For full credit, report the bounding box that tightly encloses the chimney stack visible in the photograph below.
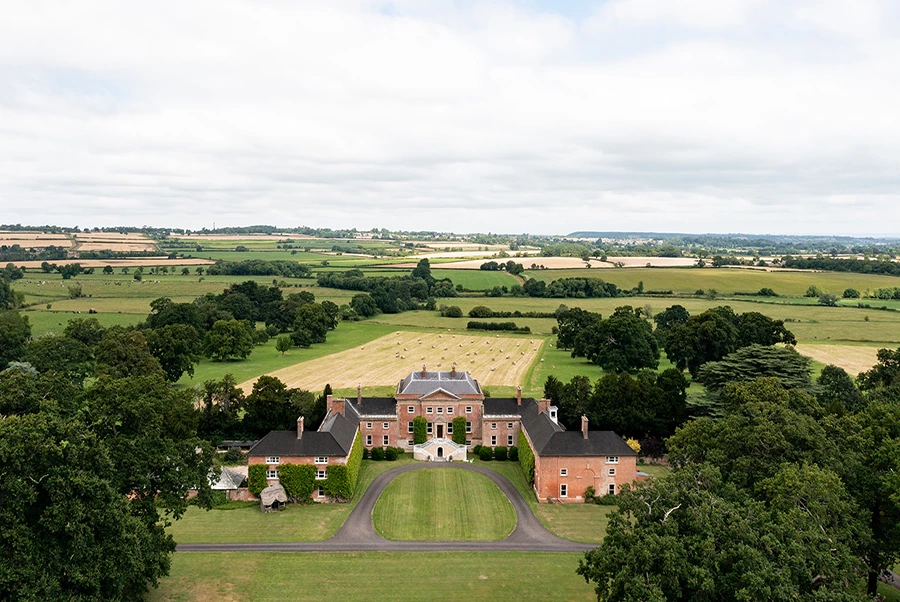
[422,364,427,378]
[581,415,589,440]
[538,398,550,414]
[326,394,333,415]
[332,398,345,416]
[357,383,362,404]
[451,363,457,378]
[297,416,304,439]
[516,385,522,406]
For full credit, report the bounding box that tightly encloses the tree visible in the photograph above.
[0,310,31,369]
[696,344,812,392]
[665,307,740,377]
[652,304,689,343]
[556,307,601,351]
[857,347,900,390]
[816,365,864,414]
[413,416,427,444]
[197,374,245,440]
[64,317,106,348]
[95,329,165,379]
[276,335,292,355]
[577,464,865,602]
[145,324,202,382]
[735,312,796,346]
[350,293,378,318]
[818,293,839,306]
[0,280,20,309]
[202,319,254,361]
[843,288,861,299]
[575,306,659,372]
[293,303,331,344]
[411,258,434,286]
[23,334,94,385]
[242,376,309,436]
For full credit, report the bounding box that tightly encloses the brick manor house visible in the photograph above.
[249,367,636,502]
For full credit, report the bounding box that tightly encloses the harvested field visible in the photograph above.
[10,257,214,269]
[173,234,314,241]
[240,331,544,393]
[77,242,158,252]
[794,344,882,376]
[0,232,71,248]
[391,257,607,269]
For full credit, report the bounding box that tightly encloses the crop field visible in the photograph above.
[0,231,70,247]
[373,469,516,540]
[240,330,545,393]
[521,267,900,297]
[793,343,883,376]
[147,552,594,602]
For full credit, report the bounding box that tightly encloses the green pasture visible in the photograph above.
[148,552,594,602]
[521,267,900,297]
[373,469,516,541]
[431,269,519,290]
[22,310,144,337]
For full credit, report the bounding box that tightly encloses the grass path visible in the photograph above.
[373,469,516,541]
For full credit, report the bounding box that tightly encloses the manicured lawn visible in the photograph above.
[167,456,418,543]
[147,552,594,602]
[373,469,516,540]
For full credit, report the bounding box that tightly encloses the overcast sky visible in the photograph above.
[1,1,899,236]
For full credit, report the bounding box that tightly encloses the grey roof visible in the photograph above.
[518,398,635,458]
[398,370,482,397]
[519,398,564,452]
[211,467,246,490]
[249,403,360,458]
[483,397,521,416]
[354,397,397,416]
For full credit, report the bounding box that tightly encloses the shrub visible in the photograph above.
[223,447,242,463]
[413,416,428,444]
[248,464,268,496]
[843,288,861,299]
[818,293,839,307]
[508,446,518,462]
[478,447,493,461]
[584,485,596,501]
[440,305,463,318]
[371,446,385,461]
[253,329,270,345]
[384,447,399,461]
[493,446,508,461]
[473,445,483,456]
[469,305,493,318]
[361,447,369,460]
[518,432,535,484]
[757,287,778,297]
[452,417,467,445]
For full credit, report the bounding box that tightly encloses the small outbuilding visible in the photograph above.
[259,484,288,512]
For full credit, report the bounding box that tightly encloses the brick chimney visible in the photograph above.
[332,398,345,416]
[516,385,522,406]
[421,364,427,378]
[538,398,550,414]
[451,363,457,378]
[581,415,589,439]
[297,416,304,439]
[357,383,362,404]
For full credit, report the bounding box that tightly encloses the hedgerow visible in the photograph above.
[518,432,535,484]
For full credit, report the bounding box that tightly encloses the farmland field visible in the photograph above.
[373,469,516,540]
[793,343,883,376]
[147,552,594,602]
[242,330,545,393]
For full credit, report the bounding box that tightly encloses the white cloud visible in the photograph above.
[0,0,898,235]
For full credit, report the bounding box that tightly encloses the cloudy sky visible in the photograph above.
[1,0,899,235]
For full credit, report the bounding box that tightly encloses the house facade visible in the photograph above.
[248,367,637,503]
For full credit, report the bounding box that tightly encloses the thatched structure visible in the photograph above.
[259,484,288,512]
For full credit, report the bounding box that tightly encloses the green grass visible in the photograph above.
[373,469,516,540]
[879,583,900,602]
[178,322,397,387]
[522,266,900,297]
[636,463,672,479]
[167,456,418,544]
[22,310,144,337]
[147,552,594,602]
[430,269,520,290]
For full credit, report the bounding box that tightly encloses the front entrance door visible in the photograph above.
[437,447,444,458]
[437,424,444,438]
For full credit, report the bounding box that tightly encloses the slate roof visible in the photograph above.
[483,397,521,416]
[249,402,360,458]
[354,397,398,416]
[518,398,636,458]
[398,370,482,397]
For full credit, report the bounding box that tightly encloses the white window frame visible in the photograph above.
[427,422,433,434]
[507,435,513,446]
[465,421,472,433]
[608,483,616,495]
[491,435,497,446]
[426,407,433,414]
[408,440,415,446]
[407,405,414,413]
[383,435,389,446]
[437,407,443,414]
[447,407,454,414]
[266,469,278,479]
[606,456,619,464]
[560,484,567,498]
[366,422,372,429]
[466,439,472,446]
[491,422,497,430]
[408,422,414,434]
[560,468,568,477]
[608,468,616,476]
[447,422,454,434]
[316,486,325,497]
[465,406,472,414]
[315,456,328,464]
[265,456,280,464]
[382,422,389,429]
[315,470,326,480]
[366,434,372,446]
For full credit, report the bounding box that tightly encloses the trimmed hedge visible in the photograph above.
[518,432,535,484]
[248,464,268,496]
[325,431,363,501]
[452,417,467,445]
[478,447,493,461]
[508,445,519,462]
[278,464,315,501]
[494,446,508,461]
[413,416,428,444]
[371,446,385,461]
[466,321,530,333]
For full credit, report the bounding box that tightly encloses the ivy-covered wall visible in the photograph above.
[325,431,363,501]
[248,464,268,496]
[452,416,467,445]
[413,416,427,444]
[518,431,535,484]
[277,464,316,501]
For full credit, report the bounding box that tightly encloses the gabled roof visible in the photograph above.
[518,398,636,458]
[249,403,360,458]
[354,397,397,417]
[397,370,482,397]
[211,467,247,490]
[417,387,461,400]
[483,397,521,416]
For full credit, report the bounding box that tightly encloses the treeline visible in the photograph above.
[522,277,620,298]
[0,244,68,262]
[468,305,557,319]
[780,255,900,276]
[466,321,530,333]
[480,260,524,274]
[206,259,312,278]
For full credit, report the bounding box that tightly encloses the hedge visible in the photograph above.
[518,431,535,484]
[478,447,493,461]
[508,445,519,462]
[277,464,316,501]
[466,321,530,333]
[325,431,363,501]
[248,464,268,496]
[452,416,467,445]
[494,446,508,461]
[413,416,428,444]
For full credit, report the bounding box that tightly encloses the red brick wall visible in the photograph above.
[533,454,637,503]
[360,418,401,448]
[481,417,520,448]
